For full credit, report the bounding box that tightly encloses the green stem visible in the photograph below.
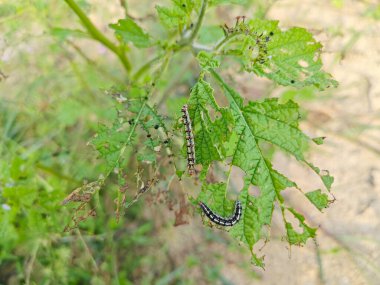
[64,0,131,72]
[132,55,162,81]
[180,0,208,46]
[214,33,239,52]
[314,238,326,285]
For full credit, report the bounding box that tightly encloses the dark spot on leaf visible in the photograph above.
[154,125,159,129]
[269,31,274,36]
[291,80,295,84]
[147,134,151,138]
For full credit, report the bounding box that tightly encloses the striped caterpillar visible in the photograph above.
[181,104,196,175]
[199,200,242,226]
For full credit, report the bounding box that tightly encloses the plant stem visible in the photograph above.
[132,55,162,81]
[64,0,131,73]
[76,229,100,273]
[314,238,326,285]
[180,0,208,46]
[214,33,239,52]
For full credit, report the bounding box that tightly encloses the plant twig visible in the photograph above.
[66,39,125,85]
[314,238,326,285]
[214,32,240,52]
[132,55,162,81]
[179,0,208,46]
[64,0,131,73]
[76,229,100,273]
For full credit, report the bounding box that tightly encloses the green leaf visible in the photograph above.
[91,96,169,174]
[109,18,151,48]
[251,20,338,90]
[220,19,338,90]
[137,152,156,163]
[187,80,223,166]
[321,172,334,191]
[156,0,201,30]
[308,164,334,191]
[207,69,331,259]
[312,137,325,145]
[285,208,317,245]
[197,51,220,71]
[251,253,265,269]
[156,5,187,30]
[305,189,329,211]
[197,182,236,217]
[91,119,133,171]
[212,108,234,153]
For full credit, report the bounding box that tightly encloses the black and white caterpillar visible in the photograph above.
[181,104,196,175]
[199,200,242,226]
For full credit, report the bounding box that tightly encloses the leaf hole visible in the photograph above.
[248,185,260,196]
[298,60,309,68]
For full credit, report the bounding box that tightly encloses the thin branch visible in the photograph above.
[214,32,240,52]
[76,229,100,273]
[132,55,162,81]
[64,0,131,72]
[66,39,125,85]
[314,238,326,285]
[179,0,208,46]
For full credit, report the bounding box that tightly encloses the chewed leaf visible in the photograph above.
[250,21,338,90]
[197,51,220,70]
[92,95,169,175]
[208,70,332,262]
[91,119,133,171]
[312,137,326,145]
[186,80,223,166]
[197,182,235,216]
[321,172,334,191]
[109,18,151,48]
[220,18,338,90]
[305,189,329,211]
[251,253,265,269]
[285,208,317,245]
[308,163,334,191]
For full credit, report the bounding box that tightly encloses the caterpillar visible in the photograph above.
[181,104,196,175]
[199,200,242,226]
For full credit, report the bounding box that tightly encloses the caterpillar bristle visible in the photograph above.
[199,200,242,227]
[181,104,196,176]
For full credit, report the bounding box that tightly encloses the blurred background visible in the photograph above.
[0,0,379,284]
